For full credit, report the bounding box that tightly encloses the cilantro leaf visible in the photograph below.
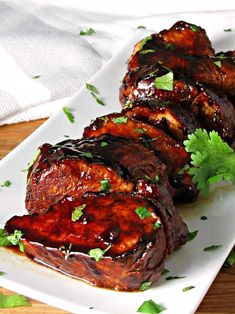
[224,250,235,268]
[0,293,31,308]
[191,24,200,32]
[91,92,105,106]
[187,230,198,242]
[137,25,146,29]
[79,151,93,158]
[135,206,152,219]
[0,271,5,276]
[101,141,108,147]
[32,75,40,79]
[182,286,195,292]
[1,180,11,187]
[224,28,232,32]
[204,245,222,251]
[63,106,74,123]
[137,300,165,313]
[71,204,86,222]
[140,281,152,291]
[88,245,111,262]
[153,219,161,230]
[86,83,99,94]
[100,179,111,193]
[140,35,152,49]
[111,117,128,124]
[0,229,24,252]
[183,129,235,195]
[214,60,222,67]
[140,49,155,55]
[79,28,95,36]
[155,71,174,91]
[161,268,170,276]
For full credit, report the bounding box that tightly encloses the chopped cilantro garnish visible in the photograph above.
[100,116,109,123]
[80,151,93,158]
[135,128,145,134]
[100,179,111,193]
[153,219,161,230]
[153,175,159,184]
[0,271,5,276]
[200,215,208,220]
[137,25,146,29]
[101,141,108,147]
[111,116,128,124]
[224,28,232,32]
[182,286,195,292]
[86,83,99,94]
[214,60,222,67]
[155,71,174,91]
[165,43,174,50]
[88,245,111,262]
[166,276,186,281]
[1,180,11,187]
[161,268,170,276]
[63,106,74,123]
[135,206,152,219]
[204,245,222,251]
[140,35,152,49]
[224,250,235,267]
[187,230,198,242]
[137,300,165,313]
[71,204,86,222]
[123,100,133,109]
[183,129,235,195]
[32,75,40,79]
[0,293,31,308]
[140,281,152,291]
[140,49,155,55]
[91,92,105,106]
[191,24,199,32]
[79,28,95,36]
[0,229,24,252]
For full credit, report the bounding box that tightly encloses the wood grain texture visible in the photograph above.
[0,119,234,313]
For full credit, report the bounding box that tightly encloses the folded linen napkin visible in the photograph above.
[0,1,234,125]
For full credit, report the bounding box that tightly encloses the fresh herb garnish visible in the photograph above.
[155,71,174,91]
[140,281,152,291]
[200,215,208,220]
[86,83,105,106]
[165,43,174,50]
[1,180,11,187]
[0,271,5,276]
[224,250,235,267]
[204,245,222,251]
[182,286,195,292]
[0,229,24,252]
[100,179,111,193]
[161,268,170,276]
[183,129,235,195]
[140,49,155,55]
[100,116,109,123]
[137,300,165,313]
[140,35,152,49]
[135,128,145,134]
[135,206,152,219]
[191,24,199,32]
[224,28,232,32]
[214,60,222,67]
[123,100,133,109]
[166,276,186,281]
[64,135,69,138]
[88,245,111,262]
[32,75,40,79]
[111,116,128,124]
[80,151,93,158]
[63,106,74,123]
[153,175,159,184]
[187,230,198,242]
[71,204,86,222]
[101,141,108,147]
[137,25,146,29]
[153,219,161,230]
[79,28,95,36]
[0,293,31,308]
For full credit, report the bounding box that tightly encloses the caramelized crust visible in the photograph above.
[6,193,167,291]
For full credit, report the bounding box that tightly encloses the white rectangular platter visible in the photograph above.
[0,10,235,314]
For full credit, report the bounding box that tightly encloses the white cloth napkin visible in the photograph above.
[0,1,234,125]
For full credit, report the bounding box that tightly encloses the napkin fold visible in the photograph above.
[0,1,234,125]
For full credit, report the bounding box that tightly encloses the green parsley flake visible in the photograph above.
[100,179,111,193]
[137,300,165,313]
[1,180,11,187]
[100,116,109,123]
[200,215,208,220]
[187,230,198,242]
[155,71,174,91]
[165,43,174,50]
[111,116,128,124]
[71,204,86,222]
[63,106,74,123]
[191,24,199,32]
[140,49,155,55]
[161,268,170,276]
[80,151,93,158]
[101,141,108,147]
[137,25,146,29]
[224,28,232,32]
[91,92,105,106]
[140,281,152,291]
[204,245,222,251]
[224,250,235,268]
[135,206,152,219]
[0,293,31,308]
[0,229,24,252]
[88,245,111,262]
[182,286,195,292]
[140,35,152,49]
[135,128,145,134]
[153,175,159,184]
[214,60,222,67]
[32,75,40,79]
[86,83,99,94]
[79,28,95,36]
[153,219,161,230]
[166,276,186,281]
[0,271,5,276]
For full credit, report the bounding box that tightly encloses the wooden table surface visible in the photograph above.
[0,119,234,314]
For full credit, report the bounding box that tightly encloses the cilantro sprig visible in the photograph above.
[183,129,235,195]
[79,28,95,36]
[86,83,105,106]
[0,229,24,252]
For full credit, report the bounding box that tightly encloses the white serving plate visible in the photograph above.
[0,11,235,314]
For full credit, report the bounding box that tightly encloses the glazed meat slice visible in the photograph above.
[123,101,199,141]
[26,142,133,214]
[5,193,168,291]
[83,113,189,175]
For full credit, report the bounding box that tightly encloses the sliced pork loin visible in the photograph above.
[6,193,169,291]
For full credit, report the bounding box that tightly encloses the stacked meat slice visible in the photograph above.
[5,21,235,291]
